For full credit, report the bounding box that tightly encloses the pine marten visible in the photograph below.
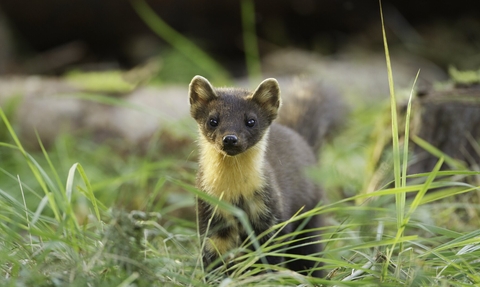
[189,75,337,277]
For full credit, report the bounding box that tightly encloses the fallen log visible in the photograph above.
[409,84,480,175]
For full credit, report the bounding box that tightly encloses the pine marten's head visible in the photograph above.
[189,75,281,156]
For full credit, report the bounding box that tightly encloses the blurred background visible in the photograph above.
[0,0,479,213]
[0,0,478,77]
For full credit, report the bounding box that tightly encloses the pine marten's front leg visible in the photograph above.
[242,219,286,267]
[198,192,285,272]
[198,199,238,270]
[238,190,286,267]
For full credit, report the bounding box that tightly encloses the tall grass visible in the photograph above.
[0,104,200,286]
[2,86,480,286]
[0,2,480,287]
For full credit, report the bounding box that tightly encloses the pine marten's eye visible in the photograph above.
[209,118,219,127]
[246,119,256,127]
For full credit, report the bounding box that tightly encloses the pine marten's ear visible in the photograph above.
[189,75,218,107]
[250,78,282,122]
[189,76,218,119]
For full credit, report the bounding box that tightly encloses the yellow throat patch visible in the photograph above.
[198,131,268,203]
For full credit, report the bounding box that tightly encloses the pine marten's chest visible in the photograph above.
[198,135,267,204]
[197,134,278,254]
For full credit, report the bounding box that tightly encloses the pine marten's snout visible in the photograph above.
[221,134,244,156]
[222,135,238,146]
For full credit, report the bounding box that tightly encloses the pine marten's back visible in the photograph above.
[266,123,321,220]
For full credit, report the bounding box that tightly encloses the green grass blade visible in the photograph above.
[75,163,102,223]
[0,106,62,221]
[401,69,420,188]
[142,176,167,211]
[406,157,444,219]
[65,163,82,238]
[30,196,50,226]
[412,135,467,170]
[420,185,479,205]
[36,131,64,197]
[433,229,480,254]
[379,0,400,190]
[131,0,230,83]
[379,1,403,243]
[388,157,444,264]
[65,164,77,203]
[241,0,261,83]
[116,272,139,287]
[406,170,480,178]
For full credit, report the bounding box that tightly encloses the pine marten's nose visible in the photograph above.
[222,135,238,146]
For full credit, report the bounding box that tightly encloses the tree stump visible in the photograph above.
[409,84,480,175]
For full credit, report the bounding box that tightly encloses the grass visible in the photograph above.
[1,82,480,286]
[1,3,480,287]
